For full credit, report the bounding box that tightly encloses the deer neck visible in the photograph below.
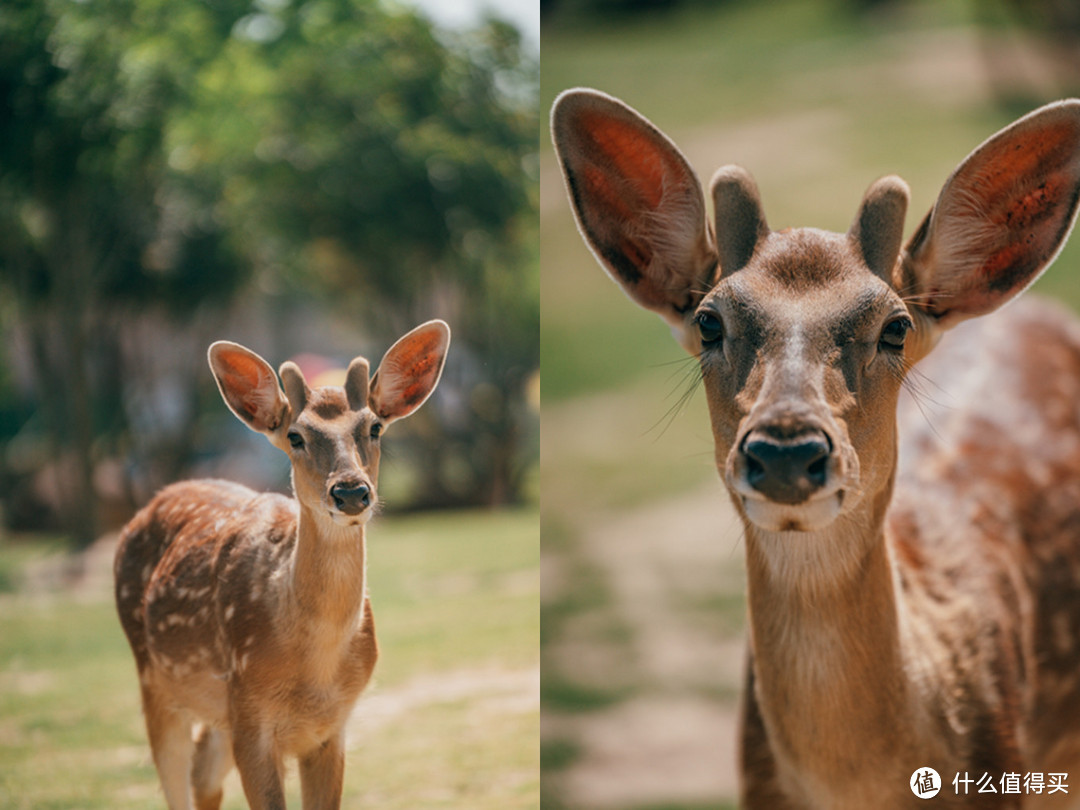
[288,503,369,646]
[742,479,922,788]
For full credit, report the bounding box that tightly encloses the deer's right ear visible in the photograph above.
[551,89,717,350]
[208,341,290,436]
[900,100,1080,329]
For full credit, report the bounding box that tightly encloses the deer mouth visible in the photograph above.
[738,489,845,533]
[725,424,858,532]
[327,506,376,527]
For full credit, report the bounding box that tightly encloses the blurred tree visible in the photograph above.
[0,0,246,546]
[171,4,540,507]
[164,4,538,508]
[0,0,538,545]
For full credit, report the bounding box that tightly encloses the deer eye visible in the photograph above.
[695,312,724,347]
[879,317,912,351]
[370,422,382,440]
[287,430,305,449]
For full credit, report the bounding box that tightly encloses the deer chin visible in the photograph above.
[327,507,375,528]
[739,490,845,533]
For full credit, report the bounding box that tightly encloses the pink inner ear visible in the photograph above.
[979,242,1026,281]
[215,352,274,423]
[378,331,445,418]
[978,121,1078,206]
[406,331,442,363]
[394,333,441,382]
[398,380,428,409]
[580,111,666,209]
[975,174,1072,291]
[579,164,658,292]
[582,165,639,223]
[982,174,1067,235]
[220,353,264,389]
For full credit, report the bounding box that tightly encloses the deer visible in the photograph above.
[552,88,1080,808]
[114,320,450,810]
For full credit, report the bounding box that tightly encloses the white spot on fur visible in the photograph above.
[167,660,191,678]
[224,605,236,622]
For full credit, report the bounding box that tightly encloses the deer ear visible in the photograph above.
[551,88,717,350]
[849,175,909,283]
[901,100,1080,328]
[369,320,450,424]
[208,341,290,435]
[710,165,770,275]
[278,361,310,417]
[344,357,371,412]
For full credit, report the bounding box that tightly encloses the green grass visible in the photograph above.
[0,506,538,809]
[0,536,67,594]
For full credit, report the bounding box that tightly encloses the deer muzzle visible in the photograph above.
[329,479,374,516]
[727,415,853,533]
[741,427,832,505]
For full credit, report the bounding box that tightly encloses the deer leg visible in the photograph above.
[231,713,286,810]
[142,685,195,810]
[299,731,346,810]
[191,724,233,810]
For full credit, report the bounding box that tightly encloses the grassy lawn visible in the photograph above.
[0,506,538,809]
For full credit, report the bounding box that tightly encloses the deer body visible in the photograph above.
[552,89,1080,808]
[116,322,450,810]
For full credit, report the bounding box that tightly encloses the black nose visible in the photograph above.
[742,430,831,505]
[330,482,372,515]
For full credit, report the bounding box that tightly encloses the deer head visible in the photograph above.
[552,89,1080,537]
[208,320,451,527]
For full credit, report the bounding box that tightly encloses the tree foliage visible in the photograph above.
[0,0,538,544]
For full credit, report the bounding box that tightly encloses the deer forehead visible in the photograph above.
[293,388,376,436]
[703,228,904,348]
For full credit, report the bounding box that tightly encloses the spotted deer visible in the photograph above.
[114,321,450,810]
[552,89,1080,808]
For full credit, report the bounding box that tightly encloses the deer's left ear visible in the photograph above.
[900,100,1080,329]
[369,320,451,425]
[551,88,717,351]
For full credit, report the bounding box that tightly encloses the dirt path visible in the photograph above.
[349,666,540,743]
[544,485,746,809]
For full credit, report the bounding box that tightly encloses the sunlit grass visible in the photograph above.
[0,506,538,809]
